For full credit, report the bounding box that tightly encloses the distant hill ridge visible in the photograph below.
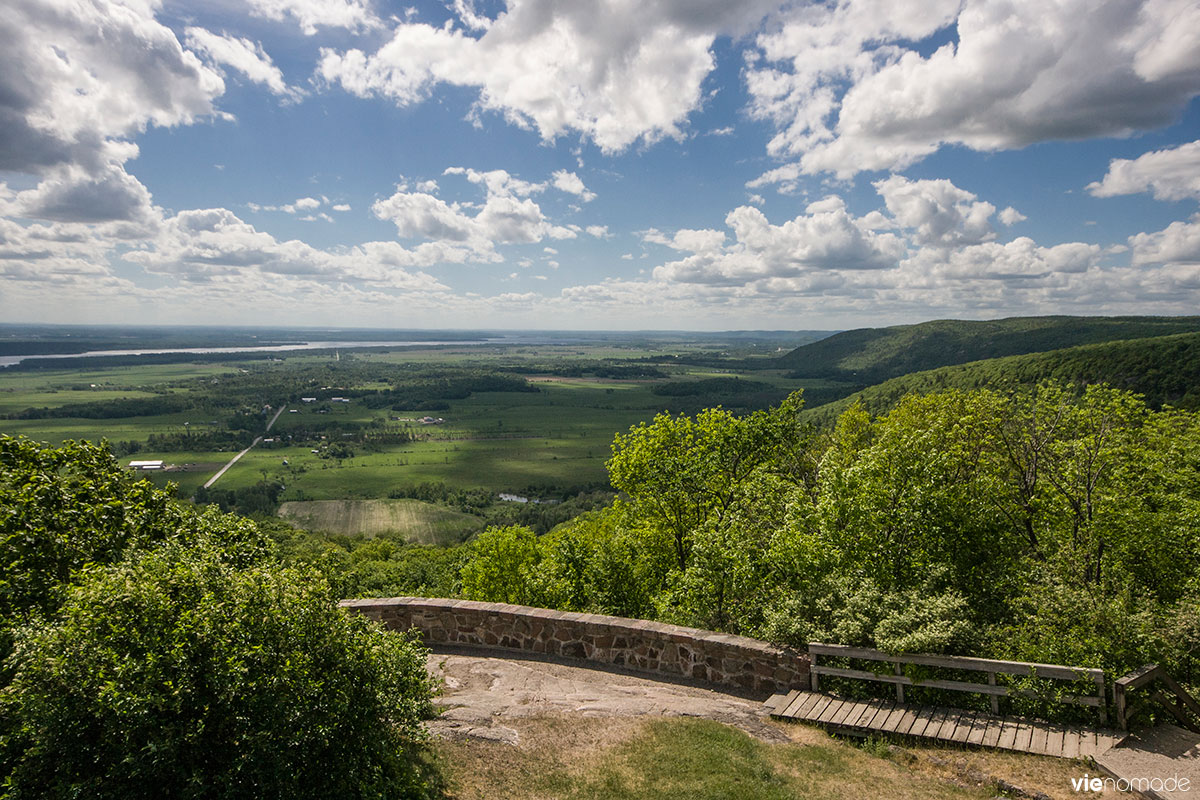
[805,330,1200,421]
[778,315,1200,385]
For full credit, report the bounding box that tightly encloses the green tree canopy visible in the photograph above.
[0,437,442,799]
[459,525,541,605]
[0,435,268,640]
[522,383,1200,684]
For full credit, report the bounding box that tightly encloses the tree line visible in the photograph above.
[6,362,540,422]
[452,383,1199,699]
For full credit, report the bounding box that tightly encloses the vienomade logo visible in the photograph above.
[1071,772,1191,794]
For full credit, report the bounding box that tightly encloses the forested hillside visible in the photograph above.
[778,315,1200,385]
[810,331,1200,421]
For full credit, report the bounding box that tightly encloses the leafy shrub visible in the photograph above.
[0,436,443,799]
[0,436,269,646]
[873,590,977,654]
[0,543,440,800]
[757,574,978,655]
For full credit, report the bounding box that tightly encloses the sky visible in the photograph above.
[2,0,1199,331]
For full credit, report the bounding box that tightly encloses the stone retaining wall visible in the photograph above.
[340,596,809,696]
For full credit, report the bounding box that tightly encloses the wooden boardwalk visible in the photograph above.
[766,690,1127,760]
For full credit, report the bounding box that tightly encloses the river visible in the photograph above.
[0,340,490,368]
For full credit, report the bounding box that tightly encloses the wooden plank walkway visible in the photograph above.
[766,690,1126,760]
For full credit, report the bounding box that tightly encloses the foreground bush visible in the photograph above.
[1,542,439,799]
[0,435,270,660]
[0,437,442,800]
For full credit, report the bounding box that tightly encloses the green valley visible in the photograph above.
[4,318,1199,798]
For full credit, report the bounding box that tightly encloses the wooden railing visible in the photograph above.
[808,642,1108,725]
[1113,664,1200,732]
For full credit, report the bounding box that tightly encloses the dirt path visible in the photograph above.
[427,652,786,746]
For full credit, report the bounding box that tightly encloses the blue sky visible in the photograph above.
[2,0,1199,330]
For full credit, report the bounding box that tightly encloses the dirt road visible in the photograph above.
[202,403,286,489]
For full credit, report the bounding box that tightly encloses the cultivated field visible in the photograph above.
[277,498,482,545]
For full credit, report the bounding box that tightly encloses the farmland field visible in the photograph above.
[0,332,847,505]
[204,381,670,497]
[277,498,483,544]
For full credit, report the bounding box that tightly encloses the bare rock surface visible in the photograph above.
[426,652,788,745]
[1096,723,1199,800]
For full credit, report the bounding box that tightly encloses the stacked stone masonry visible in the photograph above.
[340,596,810,696]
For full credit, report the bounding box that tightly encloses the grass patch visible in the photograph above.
[278,498,482,545]
[435,716,999,800]
[0,388,165,415]
[0,362,239,390]
[570,718,802,800]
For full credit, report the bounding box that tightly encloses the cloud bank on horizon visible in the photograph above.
[2,0,1199,329]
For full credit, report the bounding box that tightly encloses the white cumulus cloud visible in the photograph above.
[1,0,224,177]
[7,164,157,225]
[873,175,997,247]
[372,168,577,262]
[551,170,596,202]
[1087,140,1200,202]
[643,227,726,253]
[748,0,1200,177]
[1130,215,1200,265]
[126,206,453,289]
[904,238,1101,281]
[246,0,382,35]
[998,207,1027,226]
[318,0,778,153]
[444,167,545,198]
[185,28,301,100]
[653,197,904,286]
[0,0,230,229]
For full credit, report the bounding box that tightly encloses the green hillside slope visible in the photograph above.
[806,331,1200,421]
[779,315,1200,385]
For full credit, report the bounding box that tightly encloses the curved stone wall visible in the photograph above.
[340,596,809,696]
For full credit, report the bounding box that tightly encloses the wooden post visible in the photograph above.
[811,651,819,692]
[1115,665,1161,730]
[988,672,1000,714]
[895,662,905,703]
